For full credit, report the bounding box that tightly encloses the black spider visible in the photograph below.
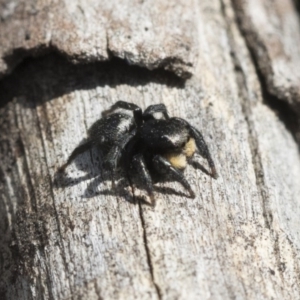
[59,101,217,204]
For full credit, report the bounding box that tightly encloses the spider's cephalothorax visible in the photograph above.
[59,101,217,205]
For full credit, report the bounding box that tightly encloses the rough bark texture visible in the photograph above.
[1,0,300,299]
[0,0,196,78]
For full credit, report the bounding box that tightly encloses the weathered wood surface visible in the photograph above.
[232,0,300,141]
[233,0,300,110]
[1,0,300,299]
[0,0,196,78]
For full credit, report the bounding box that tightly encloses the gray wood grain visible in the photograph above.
[1,0,300,299]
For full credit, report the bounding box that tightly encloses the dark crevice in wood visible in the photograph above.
[293,0,300,19]
[127,172,162,299]
[1,45,55,80]
[0,50,186,109]
[138,201,162,300]
[220,0,272,229]
[231,0,300,149]
[244,45,300,148]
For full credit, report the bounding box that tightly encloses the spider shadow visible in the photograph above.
[54,159,138,203]
[190,158,212,177]
[54,147,197,205]
[53,137,138,203]
[154,186,190,198]
[81,173,138,203]
[54,138,102,189]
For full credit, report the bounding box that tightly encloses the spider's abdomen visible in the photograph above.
[140,118,189,150]
[88,113,134,149]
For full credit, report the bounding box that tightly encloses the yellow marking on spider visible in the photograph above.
[164,153,187,169]
[163,138,196,169]
[183,138,196,157]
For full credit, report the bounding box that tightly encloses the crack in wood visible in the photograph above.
[138,200,162,300]
[230,0,300,148]
[0,52,185,109]
[126,173,161,299]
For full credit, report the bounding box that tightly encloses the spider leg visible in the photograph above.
[132,153,155,205]
[102,101,143,126]
[105,129,137,188]
[152,155,195,198]
[143,104,169,120]
[58,140,94,173]
[189,126,218,179]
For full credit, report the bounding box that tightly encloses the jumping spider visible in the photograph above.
[59,101,217,204]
